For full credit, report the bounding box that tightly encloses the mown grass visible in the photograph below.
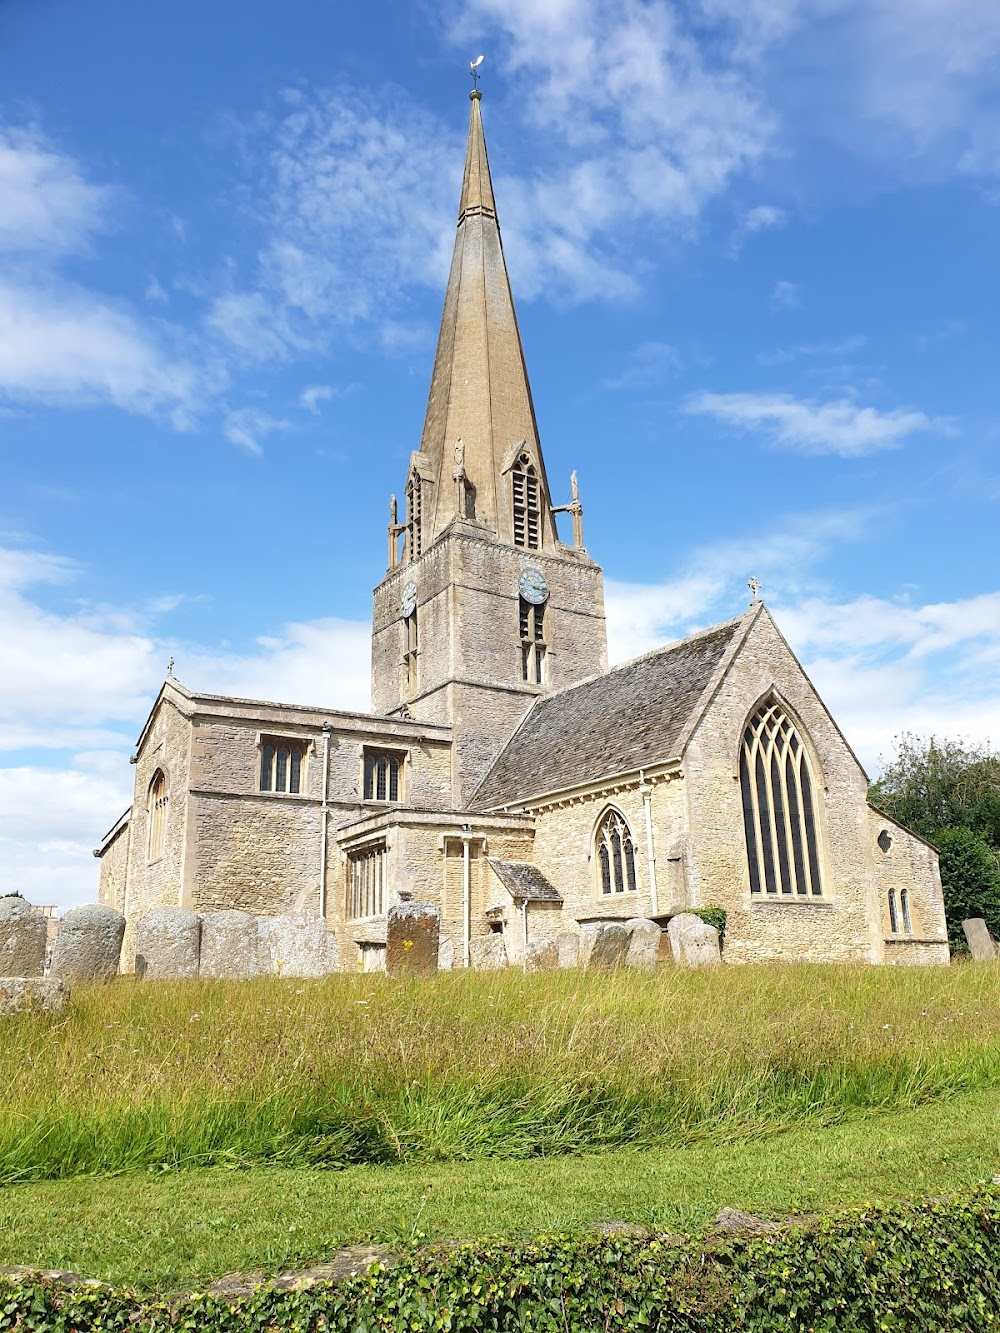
[2,963,999,1183]
[3,1087,1000,1289]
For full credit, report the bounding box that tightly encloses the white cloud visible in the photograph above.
[0,278,198,415]
[770,279,802,310]
[603,341,681,390]
[729,202,788,254]
[299,384,334,413]
[685,390,942,456]
[222,407,291,454]
[0,127,111,255]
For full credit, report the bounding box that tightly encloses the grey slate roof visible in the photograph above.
[487,859,563,902]
[473,617,745,809]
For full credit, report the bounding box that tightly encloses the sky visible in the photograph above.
[1,0,999,909]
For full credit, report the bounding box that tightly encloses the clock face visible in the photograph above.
[401,581,417,617]
[518,567,549,605]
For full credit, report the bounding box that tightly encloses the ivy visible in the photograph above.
[2,1190,1000,1332]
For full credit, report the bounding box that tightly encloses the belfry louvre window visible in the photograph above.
[147,770,167,861]
[406,472,422,561]
[364,749,402,802]
[260,738,307,794]
[512,453,540,549]
[740,699,822,897]
[348,842,387,919]
[519,598,545,683]
[595,808,638,895]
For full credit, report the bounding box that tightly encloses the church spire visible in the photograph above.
[409,90,557,552]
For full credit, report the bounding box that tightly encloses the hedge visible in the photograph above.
[2,1190,1000,1331]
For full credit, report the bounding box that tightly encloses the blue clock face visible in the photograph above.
[518,568,549,605]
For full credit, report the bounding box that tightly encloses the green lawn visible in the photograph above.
[3,1087,999,1291]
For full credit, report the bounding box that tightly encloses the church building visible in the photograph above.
[96,89,948,970]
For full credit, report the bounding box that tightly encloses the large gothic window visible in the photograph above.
[512,452,540,549]
[595,808,638,895]
[406,472,422,561]
[739,698,823,897]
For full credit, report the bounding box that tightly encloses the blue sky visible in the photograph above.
[2,0,999,907]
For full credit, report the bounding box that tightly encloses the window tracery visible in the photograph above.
[739,698,823,897]
[147,769,167,862]
[595,807,637,895]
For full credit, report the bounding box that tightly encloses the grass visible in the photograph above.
[2,963,1000,1183]
[2,1086,999,1290]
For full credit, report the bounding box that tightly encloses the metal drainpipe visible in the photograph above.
[520,899,528,961]
[639,772,659,917]
[462,823,472,968]
[319,723,331,918]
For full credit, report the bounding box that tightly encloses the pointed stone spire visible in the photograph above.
[412,91,557,550]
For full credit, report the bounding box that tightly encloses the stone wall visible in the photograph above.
[681,610,946,964]
[96,817,130,914]
[868,808,949,965]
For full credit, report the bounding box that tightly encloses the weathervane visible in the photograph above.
[166,656,175,678]
[469,54,484,90]
[747,577,762,605]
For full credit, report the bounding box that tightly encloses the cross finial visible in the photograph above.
[747,577,762,605]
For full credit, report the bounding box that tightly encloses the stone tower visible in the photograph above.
[371,89,608,802]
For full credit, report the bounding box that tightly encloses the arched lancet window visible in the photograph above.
[739,697,823,897]
[888,888,899,934]
[406,472,422,561]
[900,888,912,936]
[147,769,167,862]
[512,452,540,549]
[595,808,637,895]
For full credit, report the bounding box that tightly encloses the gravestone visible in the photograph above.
[200,911,262,980]
[557,928,580,969]
[667,914,721,968]
[385,895,440,977]
[962,918,997,962]
[469,934,508,970]
[585,922,630,971]
[437,935,455,971]
[134,906,201,978]
[0,977,68,1015]
[258,914,338,978]
[0,897,46,978]
[523,938,558,972]
[50,903,125,982]
[625,918,661,971]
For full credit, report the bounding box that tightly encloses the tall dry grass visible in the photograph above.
[2,964,998,1182]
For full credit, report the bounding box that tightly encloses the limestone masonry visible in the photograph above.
[95,90,948,971]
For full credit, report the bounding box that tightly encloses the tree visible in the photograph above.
[935,826,1000,952]
[869,733,1000,849]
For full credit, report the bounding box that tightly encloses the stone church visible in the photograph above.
[96,90,948,970]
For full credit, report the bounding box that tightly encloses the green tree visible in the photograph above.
[869,733,1000,849]
[935,826,1000,952]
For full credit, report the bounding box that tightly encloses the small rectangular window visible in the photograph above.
[519,598,545,684]
[363,749,403,802]
[348,842,388,919]
[260,737,308,794]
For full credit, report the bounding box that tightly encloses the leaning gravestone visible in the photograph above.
[386,895,440,977]
[258,914,338,978]
[50,903,125,982]
[962,918,997,962]
[200,911,262,980]
[523,938,558,972]
[469,933,508,970]
[0,897,46,978]
[556,928,580,969]
[625,918,661,972]
[0,977,68,1015]
[134,906,201,979]
[667,914,721,968]
[586,922,630,971]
